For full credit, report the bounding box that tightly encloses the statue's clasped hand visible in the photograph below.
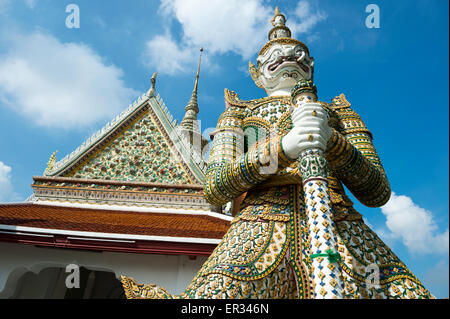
[281,102,332,160]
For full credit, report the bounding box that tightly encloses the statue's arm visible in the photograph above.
[204,106,291,206]
[325,103,391,207]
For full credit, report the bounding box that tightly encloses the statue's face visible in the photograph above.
[256,43,314,94]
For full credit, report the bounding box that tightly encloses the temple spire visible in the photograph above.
[179,48,209,154]
[193,47,202,96]
[180,48,203,130]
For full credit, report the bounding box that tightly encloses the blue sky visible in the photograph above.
[0,0,448,297]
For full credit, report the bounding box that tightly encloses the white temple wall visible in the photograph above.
[0,241,207,298]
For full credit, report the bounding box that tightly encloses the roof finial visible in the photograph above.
[179,48,209,152]
[147,72,158,97]
[180,48,203,129]
[151,72,157,88]
[45,150,58,174]
[193,48,203,94]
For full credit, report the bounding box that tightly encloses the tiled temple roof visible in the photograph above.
[0,203,229,240]
[1,75,224,256]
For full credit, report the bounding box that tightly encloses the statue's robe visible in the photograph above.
[121,91,433,299]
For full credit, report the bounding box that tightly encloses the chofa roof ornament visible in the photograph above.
[147,72,157,97]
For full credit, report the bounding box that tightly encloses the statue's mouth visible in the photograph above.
[268,56,310,74]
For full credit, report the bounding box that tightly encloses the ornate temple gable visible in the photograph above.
[32,82,214,210]
[43,90,207,185]
[65,102,195,184]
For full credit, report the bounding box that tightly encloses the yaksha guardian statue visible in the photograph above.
[122,7,433,299]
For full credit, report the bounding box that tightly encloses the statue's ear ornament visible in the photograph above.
[249,61,264,88]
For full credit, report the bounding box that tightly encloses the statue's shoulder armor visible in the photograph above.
[212,89,246,134]
[224,89,289,112]
[224,89,261,111]
[328,93,373,139]
[224,89,248,109]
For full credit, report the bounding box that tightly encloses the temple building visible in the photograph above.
[0,53,231,298]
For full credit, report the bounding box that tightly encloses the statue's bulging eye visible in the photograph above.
[269,49,282,60]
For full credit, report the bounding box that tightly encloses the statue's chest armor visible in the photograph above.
[247,100,289,123]
[242,99,292,151]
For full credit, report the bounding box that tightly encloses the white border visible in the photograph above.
[33,200,233,221]
[0,224,222,245]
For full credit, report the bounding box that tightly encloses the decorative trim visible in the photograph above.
[225,89,290,111]
[33,176,203,190]
[31,201,232,221]
[32,185,213,211]
[0,224,223,244]
[0,229,220,256]
[258,37,310,56]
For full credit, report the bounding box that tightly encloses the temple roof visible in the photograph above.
[180,48,202,130]
[2,74,224,256]
[0,203,229,240]
[0,203,230,255]
[179,48,209,152]
[30,76,215,211]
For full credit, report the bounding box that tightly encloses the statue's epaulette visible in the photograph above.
[224,88,291,111]
[329,93,373,139]
[224,89,247,109]
[329,93,352,110]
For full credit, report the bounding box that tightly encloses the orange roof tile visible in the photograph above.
[0,204,230,239]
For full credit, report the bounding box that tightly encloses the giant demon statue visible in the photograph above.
[121,7,433,299]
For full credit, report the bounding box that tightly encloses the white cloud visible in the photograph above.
[0,0,11,13]
[93,16,107,29]
[144,33,196,75]
[290,0,327,35]
[0,161,19,202]
[380,192,449,255]
[0,31,137,129]
[24,0,36,9]
[145,0,327,75]
[0,0,36,13]
[159,0,272,59]
[306,32,321,44]
[424,260,449,298]
[363,217,373,228]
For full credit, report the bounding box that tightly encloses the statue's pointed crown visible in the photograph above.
[258,6,309,57]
